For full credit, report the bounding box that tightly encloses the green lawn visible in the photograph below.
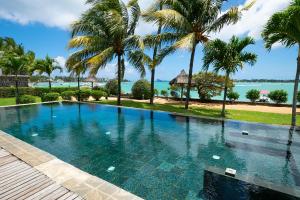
[0,97,41,106]
[97,100,299,126]
[0,97,297,126]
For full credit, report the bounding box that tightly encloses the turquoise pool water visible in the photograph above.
[0,102,299,199]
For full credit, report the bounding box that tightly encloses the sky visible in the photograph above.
[0,0,297,81]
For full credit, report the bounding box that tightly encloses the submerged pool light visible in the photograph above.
[31,133,38,137]
[105,131,111,135]
[107,166,115,172]
[212,155,220,160]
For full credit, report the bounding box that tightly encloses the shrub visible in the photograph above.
[227,91,240,102]
[161,90,169,98]
[246,89,260,103]
[268,90,288,104]
[105,79,118,96]
[41,93,60,102]
[170,90,179,98]
[61,91,76,100]
[297,91,300,103]
[0,87,78,98]
[76,89,91,101]
[19,95,36,104]
[91,90,106,101]
[131,80,151,100]
[154,89,159,97]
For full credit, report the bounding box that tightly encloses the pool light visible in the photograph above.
[242,131,249,135]
[107,166,115,172]
[31,133,38,137]
[105,131,111,135]
[212,155,220,160]
[225,168,236,177]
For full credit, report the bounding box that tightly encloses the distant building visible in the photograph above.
[0,75,29,87]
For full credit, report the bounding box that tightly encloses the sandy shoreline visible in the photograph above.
[109,97,298,114]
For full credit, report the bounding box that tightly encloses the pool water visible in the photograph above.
[0,102,299,199]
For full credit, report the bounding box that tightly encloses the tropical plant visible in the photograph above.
[161,90,169,99]
[91,90,105,101]
[227,91,240,103]
[262,0,300,128]
[203,36,257,117]
[268,90,288,104]
[61,91,76,100]
[19,95,36,104]
[0,43,35,104]
[41,92,60,102]
[246,89,260,103]
[105,79,119,96]
[33,55,62,89]
[67,0,145,106]
[131,80,151,100]
[75,89,91,101]
[193,72,233,101]
[298,91,300,103]
[143,0,254,109]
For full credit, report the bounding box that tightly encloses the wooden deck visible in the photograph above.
[0,148,83,200]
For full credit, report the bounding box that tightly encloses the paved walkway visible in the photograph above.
[0,148,83,200]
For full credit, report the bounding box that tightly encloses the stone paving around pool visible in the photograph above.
[0,130,143,200]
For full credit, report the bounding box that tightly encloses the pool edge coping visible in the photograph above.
[0,130,143,200]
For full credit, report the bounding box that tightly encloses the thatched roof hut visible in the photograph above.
[169,70,195,86]
[85,76,97,88]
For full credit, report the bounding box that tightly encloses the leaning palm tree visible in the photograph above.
[144,0,255,109]
[34,55,62,89]
[68,0,145,106]
[262,0,300,129]
[203,36,257,117]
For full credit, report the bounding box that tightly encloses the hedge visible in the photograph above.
[41,93,60,102]
[19,95,36,104]
[0,87,78,98]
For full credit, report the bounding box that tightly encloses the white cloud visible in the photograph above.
[55,56,66,68]
[0,0,88,29]
[213,0,291,41]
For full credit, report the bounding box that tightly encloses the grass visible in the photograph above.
[97,100,299,126]
[0,97,41,106]
[0,97,297,126]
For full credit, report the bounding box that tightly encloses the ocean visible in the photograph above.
[32,81,298,104]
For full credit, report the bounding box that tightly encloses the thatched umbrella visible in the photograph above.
[169,70,194,101]
[85,76,97,88]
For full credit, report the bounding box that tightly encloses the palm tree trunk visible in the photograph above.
[48,75,52,90]
[117,54,122,106]
[291,46,300,128]
[77,75,80,101]
[221,73,229,117]
[150,15,162,105]
[185,43,197,110]
[15,75,19,104]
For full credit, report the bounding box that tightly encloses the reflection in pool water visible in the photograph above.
[0,102,299,199]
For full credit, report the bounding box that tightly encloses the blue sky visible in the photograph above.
[0,0,296,81]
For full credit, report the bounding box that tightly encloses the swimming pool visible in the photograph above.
[0,102,299,199]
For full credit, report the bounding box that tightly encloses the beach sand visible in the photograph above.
[108,97,298,114]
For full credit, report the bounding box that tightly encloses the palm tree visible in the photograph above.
[0,45,35,104]
[203,36,257,117]
[34,55,62,89]
[67,0,145,106]
[262,0,300,129]
[143,0,254,109]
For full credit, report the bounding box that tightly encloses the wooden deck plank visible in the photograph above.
[0,167,35,186]
[42,187,69,200]
[13,180,54,200]
[0,156,18,167]
[0,167,34,183]
[0,171,41,191]
[0,175,48,198]
[0,148,83,200]
[57,192,75,200]
[26,184,61,200]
